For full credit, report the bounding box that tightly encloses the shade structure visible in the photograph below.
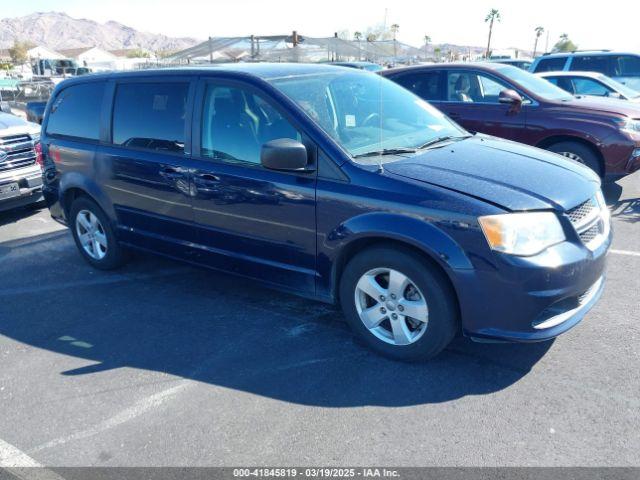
[168,34,427,64]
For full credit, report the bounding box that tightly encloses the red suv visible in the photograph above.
[381,63,640,180]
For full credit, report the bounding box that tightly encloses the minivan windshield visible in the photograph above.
[268,70,467,161]
[493,64,575,101]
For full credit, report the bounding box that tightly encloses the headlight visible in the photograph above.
[620,118,640,135]
[479,212,565,256]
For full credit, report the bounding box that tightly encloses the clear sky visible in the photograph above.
[4,0,640,52]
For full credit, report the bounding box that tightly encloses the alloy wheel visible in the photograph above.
[354,268,429,346]
[558,151,584,164]
[75,209,108,260]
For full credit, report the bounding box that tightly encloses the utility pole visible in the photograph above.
[208,36,213,63]
[545,30,549,53]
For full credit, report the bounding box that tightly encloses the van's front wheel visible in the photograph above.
[70,197,127,270]
[339,246,458,361]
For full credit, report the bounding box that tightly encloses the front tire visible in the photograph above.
[339,246,458,361]
[546,141,602,177]
[69,197,127,270]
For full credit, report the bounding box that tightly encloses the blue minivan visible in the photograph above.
[530,51,640,92]
[41,64,611,361]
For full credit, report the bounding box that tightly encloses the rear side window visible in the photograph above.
[612,55,640,76]
[112,82,189,153]
[532,57,567,73]
[46,82,105,140]
[570,56,612,75]
[393,72,443,101]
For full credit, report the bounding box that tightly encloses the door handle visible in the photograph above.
[160,166,185,178]
[197,173,220,183]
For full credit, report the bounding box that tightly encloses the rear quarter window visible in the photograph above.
[46,81,106,140]
[532,57,567,73]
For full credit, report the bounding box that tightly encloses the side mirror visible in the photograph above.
[607,91,623,99]
[261,138,311,171]
[498,89,523,106]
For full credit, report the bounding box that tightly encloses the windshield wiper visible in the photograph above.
[353,147,417,158]
[417,135,471,150]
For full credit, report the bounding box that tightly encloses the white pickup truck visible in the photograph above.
[0,111,43,212]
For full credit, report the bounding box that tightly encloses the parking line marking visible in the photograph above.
[29,383,190,454]
[0,438,67,479]
[610,249,640,257]
[0,437,41,467]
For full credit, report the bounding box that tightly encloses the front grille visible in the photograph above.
[566,195,607,251]
[566,198,597,226]
[0,134,37,172]
[579,223,601,244]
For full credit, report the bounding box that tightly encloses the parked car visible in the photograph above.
[530,51,640,91]
[537,71,640,102]
[381,63,640,180]
[0,111,43,212]
[489,58,532,70]
[330,61,383,72]
[41,65,610,361]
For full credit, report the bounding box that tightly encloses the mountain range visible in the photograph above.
[0,11,200,53]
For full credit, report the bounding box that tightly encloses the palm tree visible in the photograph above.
[390,24,400,41]
[484,9,501,59]
[354,32,363,60]
[390,24,400,58]
[533,26,544,57]
[423,35,431,59]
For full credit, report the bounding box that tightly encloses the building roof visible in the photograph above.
[58,47,94,58]
[108,48,151,58]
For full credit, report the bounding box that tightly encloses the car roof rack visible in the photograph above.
[542,49,611,56]
[570,49,611,53]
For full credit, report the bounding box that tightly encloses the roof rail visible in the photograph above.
[543,49,611,56]
[569,49,611,53]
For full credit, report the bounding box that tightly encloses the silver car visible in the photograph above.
[537,71,640,102]
[0,112,43,212]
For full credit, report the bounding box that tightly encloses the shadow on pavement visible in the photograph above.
[0,203,46,227]
[0,231,552,408]
[603,181,639,224]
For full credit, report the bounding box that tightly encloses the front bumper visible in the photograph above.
[0,165,44,212]
[454,232,610,343]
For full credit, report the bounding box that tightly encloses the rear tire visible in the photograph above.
[69,197,128,270]
[339,246,458,361]
[546,141,602,177]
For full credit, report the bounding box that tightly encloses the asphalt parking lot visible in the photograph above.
[0,173,638,468]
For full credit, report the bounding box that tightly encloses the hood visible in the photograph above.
[555,95,640,118]
[0,112,40,136]
[384,136,600,211]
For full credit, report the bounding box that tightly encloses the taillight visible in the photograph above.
[35,142,43,168]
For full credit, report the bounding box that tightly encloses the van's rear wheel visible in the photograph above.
[547,141,602,177]
[339,246,458,361]
[70,197,127,270]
